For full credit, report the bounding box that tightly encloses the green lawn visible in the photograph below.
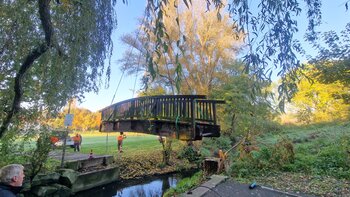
[66,134,182,157]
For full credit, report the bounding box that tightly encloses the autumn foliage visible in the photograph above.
[47,104,101,132]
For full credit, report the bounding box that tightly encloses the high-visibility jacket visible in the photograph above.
[73,135,81,143]
[117,135,123,142]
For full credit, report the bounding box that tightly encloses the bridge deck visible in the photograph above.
[100,95,224,141]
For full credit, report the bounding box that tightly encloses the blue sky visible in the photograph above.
[78,0,349,112]
[79,1,146,112]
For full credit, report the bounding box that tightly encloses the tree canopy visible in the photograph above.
[291,64,350,123]
[1,0,349,138]
[119,0,243,95]
[144,0,346,108]
[309,24,350,87]
[0,0,117,137]
[47,102,101,132]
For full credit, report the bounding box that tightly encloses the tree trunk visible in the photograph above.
[0,44,48,138]
[160,136,172,165]
[0,0,58,138]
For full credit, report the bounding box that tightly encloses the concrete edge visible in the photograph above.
[181,175,228,197]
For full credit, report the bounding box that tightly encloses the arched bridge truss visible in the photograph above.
[99,95,225,141]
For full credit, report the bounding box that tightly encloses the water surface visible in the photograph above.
[75,171,195,197]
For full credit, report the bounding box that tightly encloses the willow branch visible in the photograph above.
[0,0,58,138]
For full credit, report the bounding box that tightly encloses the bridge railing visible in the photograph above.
[100,95,224,125]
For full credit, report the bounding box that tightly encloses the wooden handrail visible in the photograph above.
[100,95,224,125]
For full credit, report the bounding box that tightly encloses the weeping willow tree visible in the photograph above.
[1,0,347,138]
[0,0,118,138]
[144,0,345,111]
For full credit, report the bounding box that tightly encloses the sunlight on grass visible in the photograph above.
[65,133,184,157]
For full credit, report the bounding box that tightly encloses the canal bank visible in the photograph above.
[22,152,120,196]
[75,170,198,197]
[22,150,198,196]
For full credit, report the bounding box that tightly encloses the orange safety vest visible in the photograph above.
[117,135,123,142]
[73,135,81,143]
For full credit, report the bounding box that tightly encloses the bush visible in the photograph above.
[314,140,350,179]
[283,132,350,179]
[202,136,232,153]
[0,127,59,182]
[254,119,282,134]
[27,131,55,181]
[163,171,203,197]
[0,134,26,166]
[230,123,350,180]
[230,137,295,178]
[178,146,201,163]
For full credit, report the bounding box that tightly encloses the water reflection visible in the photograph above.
[75,173,183,197]
[114,176,177,197]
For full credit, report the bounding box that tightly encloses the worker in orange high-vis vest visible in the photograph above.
[117,132,125,153]
[73,133,81,152]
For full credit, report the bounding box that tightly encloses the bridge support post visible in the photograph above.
[191,99,196,141]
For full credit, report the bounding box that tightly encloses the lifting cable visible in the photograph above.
[105,8,148,153]
[131,30,148,97]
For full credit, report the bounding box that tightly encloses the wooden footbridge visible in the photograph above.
[99,95,225,141]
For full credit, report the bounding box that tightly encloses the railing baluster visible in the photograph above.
[213,103,217,124]
[209,102,212,122]
[191,99,196,139]
[101,95,224,129]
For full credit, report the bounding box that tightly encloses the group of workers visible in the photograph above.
[73,132,125,153]
[49,132,126,153]
[50,133,82,152]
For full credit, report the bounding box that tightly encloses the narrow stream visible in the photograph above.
[75,171,197,197]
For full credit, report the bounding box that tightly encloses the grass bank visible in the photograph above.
[230,122,350,196]
[62,133,196,179]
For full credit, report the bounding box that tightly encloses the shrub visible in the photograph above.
[230,123,350,179]
[163,171,203,197]
[202,136,232,153]
[285,132,350,179]
[0,132,27,166]
[254,119,282,134]
[178,146,201,163]
[0,127,60,183]
[314,139,350,179]
[230,137,295,177]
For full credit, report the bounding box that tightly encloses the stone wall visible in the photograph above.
[23,156,119,197]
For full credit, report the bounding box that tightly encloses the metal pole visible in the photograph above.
[106,131,109,153]
[60,100,72,168]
